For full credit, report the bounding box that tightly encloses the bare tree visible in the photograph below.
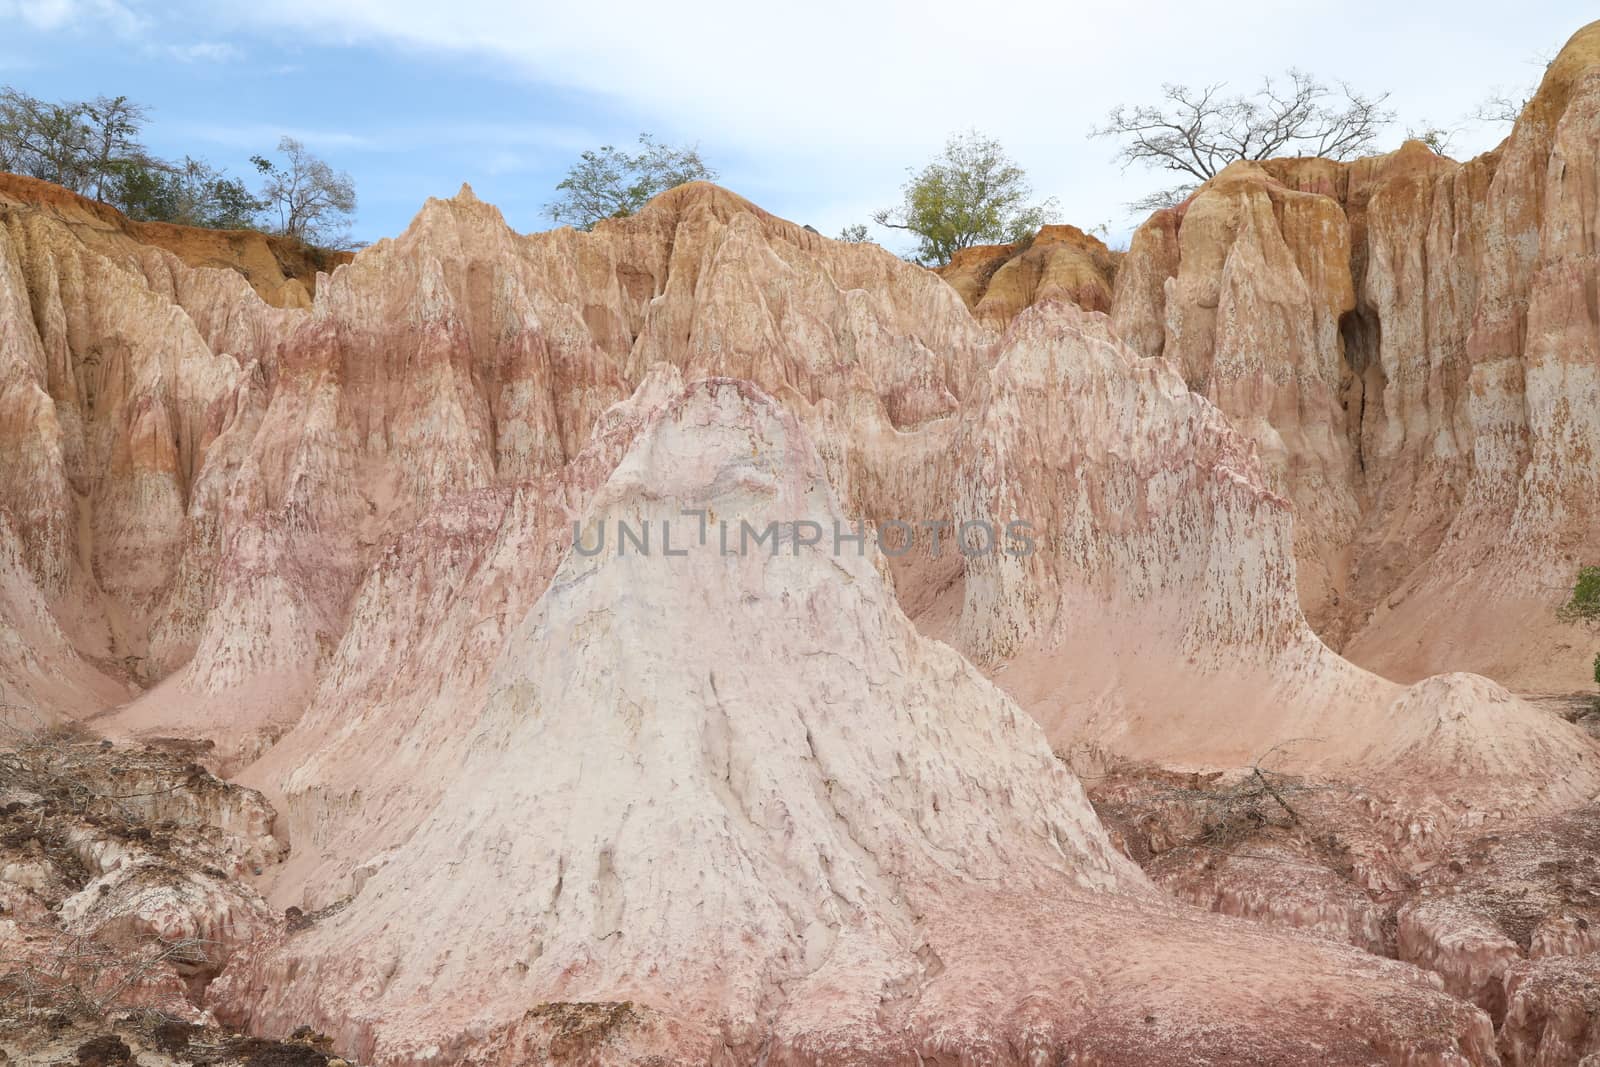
[251,136,357,247]
[1093,71,1394,210]
[1471,50,1556,129]
[1471,91,1528,126]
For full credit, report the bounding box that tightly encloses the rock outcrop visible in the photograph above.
[0,729,281,1027]
[934,223,1119,329]
[0,178,994,758]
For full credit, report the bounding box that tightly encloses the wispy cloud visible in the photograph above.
[165,120,377,151]
[0,0,79,30]
[166,40,240,62]
[1,1,238,67]
[164,116,596,159]
[0,0,145,35]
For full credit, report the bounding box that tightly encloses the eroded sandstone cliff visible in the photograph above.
[967,23,1600,692]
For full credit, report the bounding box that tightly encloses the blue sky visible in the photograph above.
[1,0,1594,253]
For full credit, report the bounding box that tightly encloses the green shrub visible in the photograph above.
[1560,566,1600,623]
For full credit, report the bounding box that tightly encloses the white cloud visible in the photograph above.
[0,0,79,30]
[167,40,240,62]
[164,119,376,150]
[0,0,144,35]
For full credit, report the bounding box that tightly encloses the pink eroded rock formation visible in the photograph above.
[0,23,1595,1063]
[0,176,989,751]
[1106,21,1600,687]
[0,185,294,721]
[208,379,1500,1066]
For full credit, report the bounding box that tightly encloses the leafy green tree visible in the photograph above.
[105,157,180,221]
[0,88,159,201]
[186,162,267,230]
[251,137,358,247]
[1560,567,1600,624]
[872,130,1058,266]
[111,156,265,229]
[1,86,323,237]
[837,223,870,243]
[0,86,95,190]
[545,133,718,230]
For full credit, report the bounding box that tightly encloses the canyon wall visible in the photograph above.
[965,23,1600,691]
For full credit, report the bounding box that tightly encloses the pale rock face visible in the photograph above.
[946,302,1599,816]
[1091,21,1600,688]
[210,379,1499,1067]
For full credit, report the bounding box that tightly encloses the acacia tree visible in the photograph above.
[1406,122,1456,156]
[1093,71,1394,211]
[872,130,1057,266]
[251,136,357,247]
[545,133,717,230]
